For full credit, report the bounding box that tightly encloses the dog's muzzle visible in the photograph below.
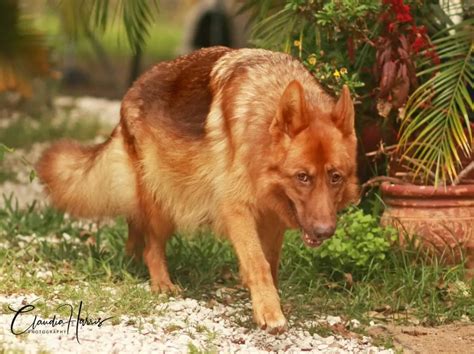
[301,224,336,248]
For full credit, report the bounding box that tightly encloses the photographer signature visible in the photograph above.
[9,300,113,344]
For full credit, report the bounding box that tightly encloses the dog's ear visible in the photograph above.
[273,80,309,137]
[332,85,355,136]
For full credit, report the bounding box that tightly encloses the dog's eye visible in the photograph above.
[329,170,343,184]
[296,172,311,184]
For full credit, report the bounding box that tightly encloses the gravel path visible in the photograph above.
[0,293,392,353]
[0,97,393,353]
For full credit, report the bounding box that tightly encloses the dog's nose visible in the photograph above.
[313,224,336,238]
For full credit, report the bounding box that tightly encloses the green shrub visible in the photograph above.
[315,207,396,276]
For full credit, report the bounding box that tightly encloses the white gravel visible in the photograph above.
[0,293,392,353]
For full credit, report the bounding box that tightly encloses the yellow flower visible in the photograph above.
[308,56,317,65]
[293,40,301,48]
[340,67,348,75]
[333,70,341,78]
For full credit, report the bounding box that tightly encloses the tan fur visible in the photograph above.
[37,127,137,218]
[37,47,359,333]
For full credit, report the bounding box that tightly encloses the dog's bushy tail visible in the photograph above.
[36,129,136,218]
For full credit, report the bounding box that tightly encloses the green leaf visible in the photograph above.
[0,144,13,162]
[29,169,36,183]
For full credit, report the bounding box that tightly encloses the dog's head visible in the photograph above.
[269,80,359,247]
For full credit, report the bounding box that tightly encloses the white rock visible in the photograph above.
[350,318,361,328]
[36,270,53,280]
[295,338,313,350]
[326,315,342,326]
[324,335,335,345]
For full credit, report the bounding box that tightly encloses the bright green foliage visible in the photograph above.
[311,0,380,29]
[315,207,397,275]
[247,0,381,95]
[303,59,365,96]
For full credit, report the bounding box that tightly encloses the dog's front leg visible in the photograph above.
[222,207,287,333]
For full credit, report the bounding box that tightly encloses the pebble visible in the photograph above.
[324,335,335,345]
[36,270,53,280]
[296,338,313,350]
[349,319,361,329]
[326,315,342,326]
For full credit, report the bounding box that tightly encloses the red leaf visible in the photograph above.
[391,64,410,108]
[397,47,409,60]
[380,61,397,97]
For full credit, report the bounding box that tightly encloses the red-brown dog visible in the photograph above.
[37,47,359,333]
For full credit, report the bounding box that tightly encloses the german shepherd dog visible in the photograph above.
[37,47,358,333]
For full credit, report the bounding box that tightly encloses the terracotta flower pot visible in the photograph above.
[380,182,474,263]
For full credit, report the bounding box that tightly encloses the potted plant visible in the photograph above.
[379,15,473,258]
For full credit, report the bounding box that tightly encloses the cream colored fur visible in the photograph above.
[38,127,137,218]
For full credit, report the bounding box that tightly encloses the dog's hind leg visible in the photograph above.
[258,214,285,288]
[125,218,145,260]
[142,207,179,294]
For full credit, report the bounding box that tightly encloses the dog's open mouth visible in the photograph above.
[288,198,327,248]
[301,232,324,248]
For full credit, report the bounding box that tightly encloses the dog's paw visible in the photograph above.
[151,281,182,295]
[254,306,288,334]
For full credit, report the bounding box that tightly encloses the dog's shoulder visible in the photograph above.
[121,46,233,139]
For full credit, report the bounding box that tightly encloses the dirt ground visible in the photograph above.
[369,323,474,353]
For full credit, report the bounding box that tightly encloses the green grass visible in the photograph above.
[0,194,472,331]
[0,170,17,184]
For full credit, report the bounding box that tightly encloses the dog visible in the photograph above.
[37,46,359,333]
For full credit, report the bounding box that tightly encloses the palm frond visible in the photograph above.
[56,0,159,53]
[398,18,473,185]
[120,0,158,53]
[249,7,299,51]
